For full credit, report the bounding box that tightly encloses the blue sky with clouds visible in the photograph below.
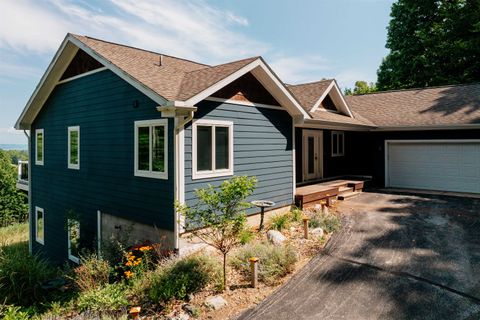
[0,0,393,144]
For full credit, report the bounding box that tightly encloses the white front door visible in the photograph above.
[303,130,323,181]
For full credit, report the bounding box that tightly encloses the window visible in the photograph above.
[134,119,168,179]
[67,219,80,263]
[331,131,345,157]
[35,129,44,165]
[68,126,80,169]
[192,119,233,179]
[35,207,44,244]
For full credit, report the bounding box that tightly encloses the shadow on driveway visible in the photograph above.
[238,191,480,320]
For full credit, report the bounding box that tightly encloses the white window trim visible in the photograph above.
[331,131,345,157]
[67,219,80,264]
[68,126,80,170]
[35,206,44,245]
[134,119,168,179]
[35,129,44,165]
[192,119,234,180]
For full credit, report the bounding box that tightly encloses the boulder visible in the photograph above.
[267,230,286,246]
[204,295,228,310]
[311,227,324,238]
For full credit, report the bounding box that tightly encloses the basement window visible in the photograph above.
[192,119,233,179]
[134,119,168,179]
[331,131,345,157]
[67,219,80,264]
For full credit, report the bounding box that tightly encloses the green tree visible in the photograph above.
[344,81,377,95]
[0,150,28,225]
[377,0,480,90]
[176,176,257,290]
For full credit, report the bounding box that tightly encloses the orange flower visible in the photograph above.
[125,261,133,267]
[124,271,133,278]
[139,246,152,251]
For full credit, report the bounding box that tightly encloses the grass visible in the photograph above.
[0,222,28,246]
[308,209,342,233]
[269,213,290,231]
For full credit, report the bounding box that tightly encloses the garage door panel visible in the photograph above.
[387,142,480,194]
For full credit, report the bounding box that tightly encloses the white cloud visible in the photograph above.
[270,55,330,84]
[334,69,375,90]
[0,61,42,80]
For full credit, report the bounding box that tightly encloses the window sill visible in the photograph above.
[35,238,44,245]
[68,164,80,170]
[135,170,168,180]
[35,161,44,166]
[192,169,234,180]
[68,255,79,264]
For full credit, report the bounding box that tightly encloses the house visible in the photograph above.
[15,34,480,264]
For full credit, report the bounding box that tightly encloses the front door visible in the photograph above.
[302,130,323,181]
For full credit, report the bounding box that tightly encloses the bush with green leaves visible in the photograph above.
[0,305,32,320]
[0,242,56,306]
[290,206,303,223]
[133,254,221,305]
[76,283,129,313]
[72,254,111,292]
[308,209,341,233]
[269,213,290,231]
[176,175,257,289]
[231,242,298,285]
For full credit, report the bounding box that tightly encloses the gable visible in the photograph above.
[321,94,338,112]
[210,72,280,106]
[59,49,104,81]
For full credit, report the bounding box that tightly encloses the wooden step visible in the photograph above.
[338,191,360,200]
[338,186,353,194]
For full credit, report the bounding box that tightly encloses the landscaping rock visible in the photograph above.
[311,227,324,238]
[322,205,330,214]
[167,311,190,320]
[267,230,286,246]
[204,295,228,310]
[183,304,199,316]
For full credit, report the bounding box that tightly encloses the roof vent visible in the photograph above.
[158,54,163,67]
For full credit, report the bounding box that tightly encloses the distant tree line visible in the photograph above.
[344,0,480,95]
[0,150,28,226]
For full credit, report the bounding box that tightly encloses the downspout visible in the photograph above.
[24,129,32,254]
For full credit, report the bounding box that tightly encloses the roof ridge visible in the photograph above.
[287,79,334,87]
[72,34,210,67]
[350,82,480,97]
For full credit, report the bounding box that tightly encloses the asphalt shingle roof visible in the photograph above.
[287,80,334,112]
[346,83,480,127]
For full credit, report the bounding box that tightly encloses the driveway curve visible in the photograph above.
[238,191,480,320]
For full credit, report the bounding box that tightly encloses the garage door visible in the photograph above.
[387,141,480,194]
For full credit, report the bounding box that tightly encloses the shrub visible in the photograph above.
[73,254,111,292]
[308,210,341,233]
[135,254,221,305]
[290,207,303,223]
[231,242,298,285]
[76,283,129,313]
[0,242,56,306]
[239,228,255,245]
[0,305,32,320]
[269,213,290,231]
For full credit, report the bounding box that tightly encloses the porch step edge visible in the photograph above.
[338,191,360,200]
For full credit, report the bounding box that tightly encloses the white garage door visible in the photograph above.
[387,141,480,194]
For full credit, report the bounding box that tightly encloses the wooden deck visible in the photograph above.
[295,179,366,209]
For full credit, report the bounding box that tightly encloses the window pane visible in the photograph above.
[338,134,344,154]
[332,134,338,155]
[69,220,80,258]
[137,127,150,171]
[37,133,43,161]
[70,130,79,165]
[215,127,229,170]
[197,126,212,171]
[308,136,315,174]
[36,210,44,241]
[152,126,165,172]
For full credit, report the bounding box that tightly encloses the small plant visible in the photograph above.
[231,242,298,285]
[76,283,129,313]
[290,206,303,223]
[176,176,257,290]
[0,305,32,320]
[269,213,290,231]
[308,209,341,233]
[134,254,221,305]
[119,243,156,280]
[73,254,110,292]
[0,242,56,306]
[239,228,255,245]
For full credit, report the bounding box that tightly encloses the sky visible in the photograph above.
[0,0,393,145]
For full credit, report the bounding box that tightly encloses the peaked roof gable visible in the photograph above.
[16,34,308,129]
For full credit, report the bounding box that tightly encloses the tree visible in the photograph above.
[0,150,28,225]
[344,81,377,95]
[377,0,480,90]
[176,176,257,290]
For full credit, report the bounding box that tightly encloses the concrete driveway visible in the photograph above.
[238,191,480,320]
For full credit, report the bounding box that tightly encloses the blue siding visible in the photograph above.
[31,69,174,263]
[184,100,294,214]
